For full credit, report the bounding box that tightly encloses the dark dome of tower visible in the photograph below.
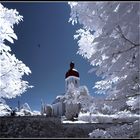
[65,62,79,79]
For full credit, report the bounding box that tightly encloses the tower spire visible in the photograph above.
[70,61,75,69]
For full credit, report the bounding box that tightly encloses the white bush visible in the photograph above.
[89,120,140,138]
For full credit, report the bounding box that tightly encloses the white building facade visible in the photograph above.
[51,62,81,118]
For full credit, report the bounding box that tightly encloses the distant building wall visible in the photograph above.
[52,102,65,117]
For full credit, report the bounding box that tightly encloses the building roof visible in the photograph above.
[65,69,79,78]
[65,62,79,79]
[52,95,65,104]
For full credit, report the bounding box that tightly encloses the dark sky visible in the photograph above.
[3,2,103,111]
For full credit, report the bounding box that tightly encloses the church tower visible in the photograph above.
[65,61,80,92]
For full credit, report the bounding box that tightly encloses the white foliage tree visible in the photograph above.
[64,84,93,111]
[0,3,32,99]
[64,84,94,120]
[68,1,140,138]
[68,2,140,113]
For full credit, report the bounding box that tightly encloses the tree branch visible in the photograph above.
[115,25,140,47]
[112,44,138,58]
[0,62,22,77]
[105,93,140,102]
[0,69,12,77]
